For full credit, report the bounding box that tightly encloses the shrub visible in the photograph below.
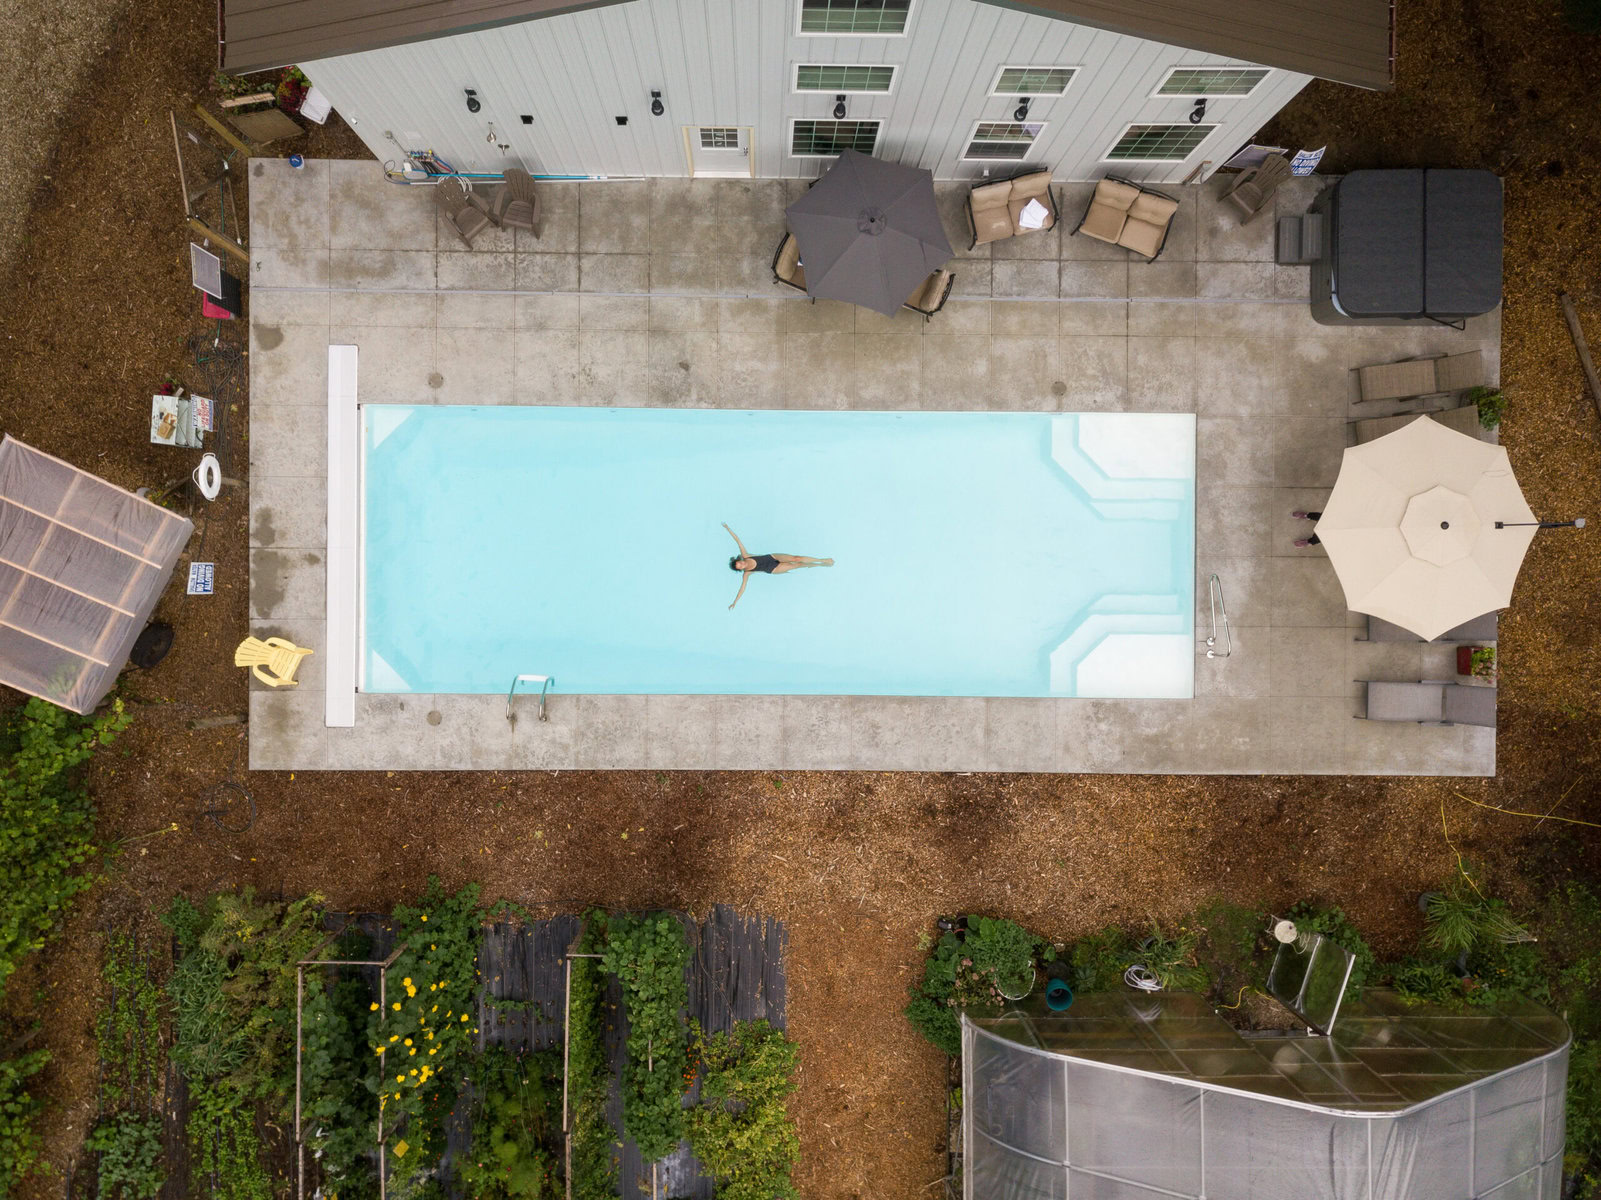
[301,931,379,1196]
[568,918,617,1200]
[1422,886,1531,958]
[0,698,129,995]
[86,1113,164,1199]
[601,914,691,1163]
[1469,385,1506,430]
[1132,922,1210,993]
[1391,958,1461,1006]
[458,1047,562,1199]
[1068,926,1140,994]
[0,1047,50,1196]
[905,917,1045,1055]
[686,1020,800,1200]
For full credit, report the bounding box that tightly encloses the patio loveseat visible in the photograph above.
[966,169,1059,249]
[1071,177,1180,260]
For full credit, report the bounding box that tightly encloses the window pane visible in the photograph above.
[1157,67,1268,96]
[791,119,881,155]
[1107,124,1214,160]
[796,64,895,91]
[965,121,1041,159]
[800,0,912,34]
[995,67,1074,94]
[700,128,739,149]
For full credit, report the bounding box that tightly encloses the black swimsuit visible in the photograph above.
[750,555,780,573]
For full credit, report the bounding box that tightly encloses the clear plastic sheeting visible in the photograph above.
[962,990,1569,1200]
[0,437,192,714]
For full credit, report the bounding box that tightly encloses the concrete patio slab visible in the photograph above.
[247,161,1501,774]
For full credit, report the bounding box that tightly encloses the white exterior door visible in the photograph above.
[686,126,752,177]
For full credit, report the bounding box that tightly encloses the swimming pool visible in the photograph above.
[360,407,1194,698]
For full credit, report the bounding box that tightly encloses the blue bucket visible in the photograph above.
[1045,978,1074,1011]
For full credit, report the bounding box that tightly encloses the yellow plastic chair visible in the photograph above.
[234,636,314,687]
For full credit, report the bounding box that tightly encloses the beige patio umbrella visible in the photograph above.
[1315,415,1537,640]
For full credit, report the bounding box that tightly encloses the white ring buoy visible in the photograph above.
[193,453,222,501]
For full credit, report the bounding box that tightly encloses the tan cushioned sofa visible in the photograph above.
[1072,177,1181,260]
[967,169,1058,249]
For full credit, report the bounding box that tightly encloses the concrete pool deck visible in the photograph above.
[246,159,1499,774]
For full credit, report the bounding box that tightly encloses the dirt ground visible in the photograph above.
[1,1,1599,1198]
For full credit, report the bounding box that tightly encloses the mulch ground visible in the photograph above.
[1,1,1599,1198]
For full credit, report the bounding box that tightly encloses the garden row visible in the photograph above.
[904,882,1601,1192]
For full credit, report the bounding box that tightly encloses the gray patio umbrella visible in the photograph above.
[784,149,952,316]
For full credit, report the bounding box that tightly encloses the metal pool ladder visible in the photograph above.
[506,673,555,723]
[1206,574,1232,659]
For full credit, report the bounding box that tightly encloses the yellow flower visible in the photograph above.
[429,983,437,991]
[369,1002,380,1011]
[392,1002,401,1011]
[460,1013,469,1022]
[374,1047,386,1056]
[404,1038,412,1046]
[430,944,436,951]
[396,1075,405,1083]
[431,1005,438,1013]
[425,1032,433,1041]
[402,977,412,987]
[389,1035,399,1043]
[409,1048,416,1055]
[410,1068,418,1075]
[429,1047,438,1055]
[420,915,428,922]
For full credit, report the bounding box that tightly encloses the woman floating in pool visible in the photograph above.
[723,523,833,610]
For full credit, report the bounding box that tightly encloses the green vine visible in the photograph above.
[686,1020,800,1200]
[85,1113,164,1199]
[568,918,617,1200]
[0,1047,50,1195]
[458,1046,562,1198]
[601,914,691,1163]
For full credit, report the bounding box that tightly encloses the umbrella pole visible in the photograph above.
[1493,519,1587,528]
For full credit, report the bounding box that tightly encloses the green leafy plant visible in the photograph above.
[187,1084,273,1200]
[1423,884,1532,957]
[86,1113,165,1199]
[301,930,380,1198]
[1468,647,1497,679]
[568,917,617,1200]
[1391,958,1461,1006]
[1067,926,1141,995]
[0,698,130,995]
[97,932,164,1108]
[1469,385,1505,430]
[1131,922,1210,992]
[905,917,1045,1055]
[601,913,691,1163]
[686,1020,800,1200]
[457,1047,562,1199]
[0,1046,50,1196]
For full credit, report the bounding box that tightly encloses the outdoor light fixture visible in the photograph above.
[833,94,848,120]
[1013,97,1031,123]
[1495,517,1586,528]
[650,90,664,116]
[465,88,481,114]
[1189,98,1207,124]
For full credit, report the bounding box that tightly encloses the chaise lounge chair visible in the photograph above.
[1360,680,1496,726]
[491,167,541,237]
[435,178,494,247]
[1359,612,1498,643]
[1355,351,1486,403]
[1071,178,1180,260]
[1350,405,1490,445]
[1221,153,1293,224]
[235,636,314,687]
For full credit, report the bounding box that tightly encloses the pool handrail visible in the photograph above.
[1206,574,1232,659]
[506,673,555,723]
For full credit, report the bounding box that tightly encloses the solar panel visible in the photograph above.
[190,242,223,299]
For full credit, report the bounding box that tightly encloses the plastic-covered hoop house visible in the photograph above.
[962,989,1569,1200]
[0,436,192,713]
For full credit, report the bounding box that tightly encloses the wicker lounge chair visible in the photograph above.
[491,167,541,237]
[1355,351,1485,403]
[1360,680,1496,726]
[771,231,810,296]
[1350,405,1489,445]
[903,269,955,321]
[1359,612,1498,643]
[436,178,493,247]
[1071,177,1180,260]
[1221,153,1293,224]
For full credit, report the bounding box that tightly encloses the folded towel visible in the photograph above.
[1017,198,1049,230]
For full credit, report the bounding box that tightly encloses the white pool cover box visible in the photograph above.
[1311,169,1503,326]
[962,988,1568,1200]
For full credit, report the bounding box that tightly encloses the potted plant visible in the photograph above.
[1456,645,1496,680]
[1468,385,1505,431]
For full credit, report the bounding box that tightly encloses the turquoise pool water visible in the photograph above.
[361,407,1194,698]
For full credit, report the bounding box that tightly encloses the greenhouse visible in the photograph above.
[962,989,1569,1200]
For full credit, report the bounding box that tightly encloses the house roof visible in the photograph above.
[222,0,1393,90]
[981,0,1393,90]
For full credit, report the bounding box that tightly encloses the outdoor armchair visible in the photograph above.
[1221,153,1293,224]
[1355,351,1485,402]
[771,231,809,295]
[1071,177,1179,260]
[966,169,1058,249]
[491,167,541,237]
[1360,680,1496,726]
[903,269,956,321]
[435,178,494,247]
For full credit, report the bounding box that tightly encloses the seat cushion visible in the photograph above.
[1009,171,1052,200]
[970,180,1014,212]
[972,204,1016,245]
[1365,682,1445,722]
[1078,202,1126,245]
[1434,350,1485,392]
[1092,179,1140,211]
[1441,684,1496,727]
[1117,216,1167,258]
[1008,196,1056,234]
[1127,192,1179,226]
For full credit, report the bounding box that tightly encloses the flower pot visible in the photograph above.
[1456,646,1489,677]
[998,965,1036,1002]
